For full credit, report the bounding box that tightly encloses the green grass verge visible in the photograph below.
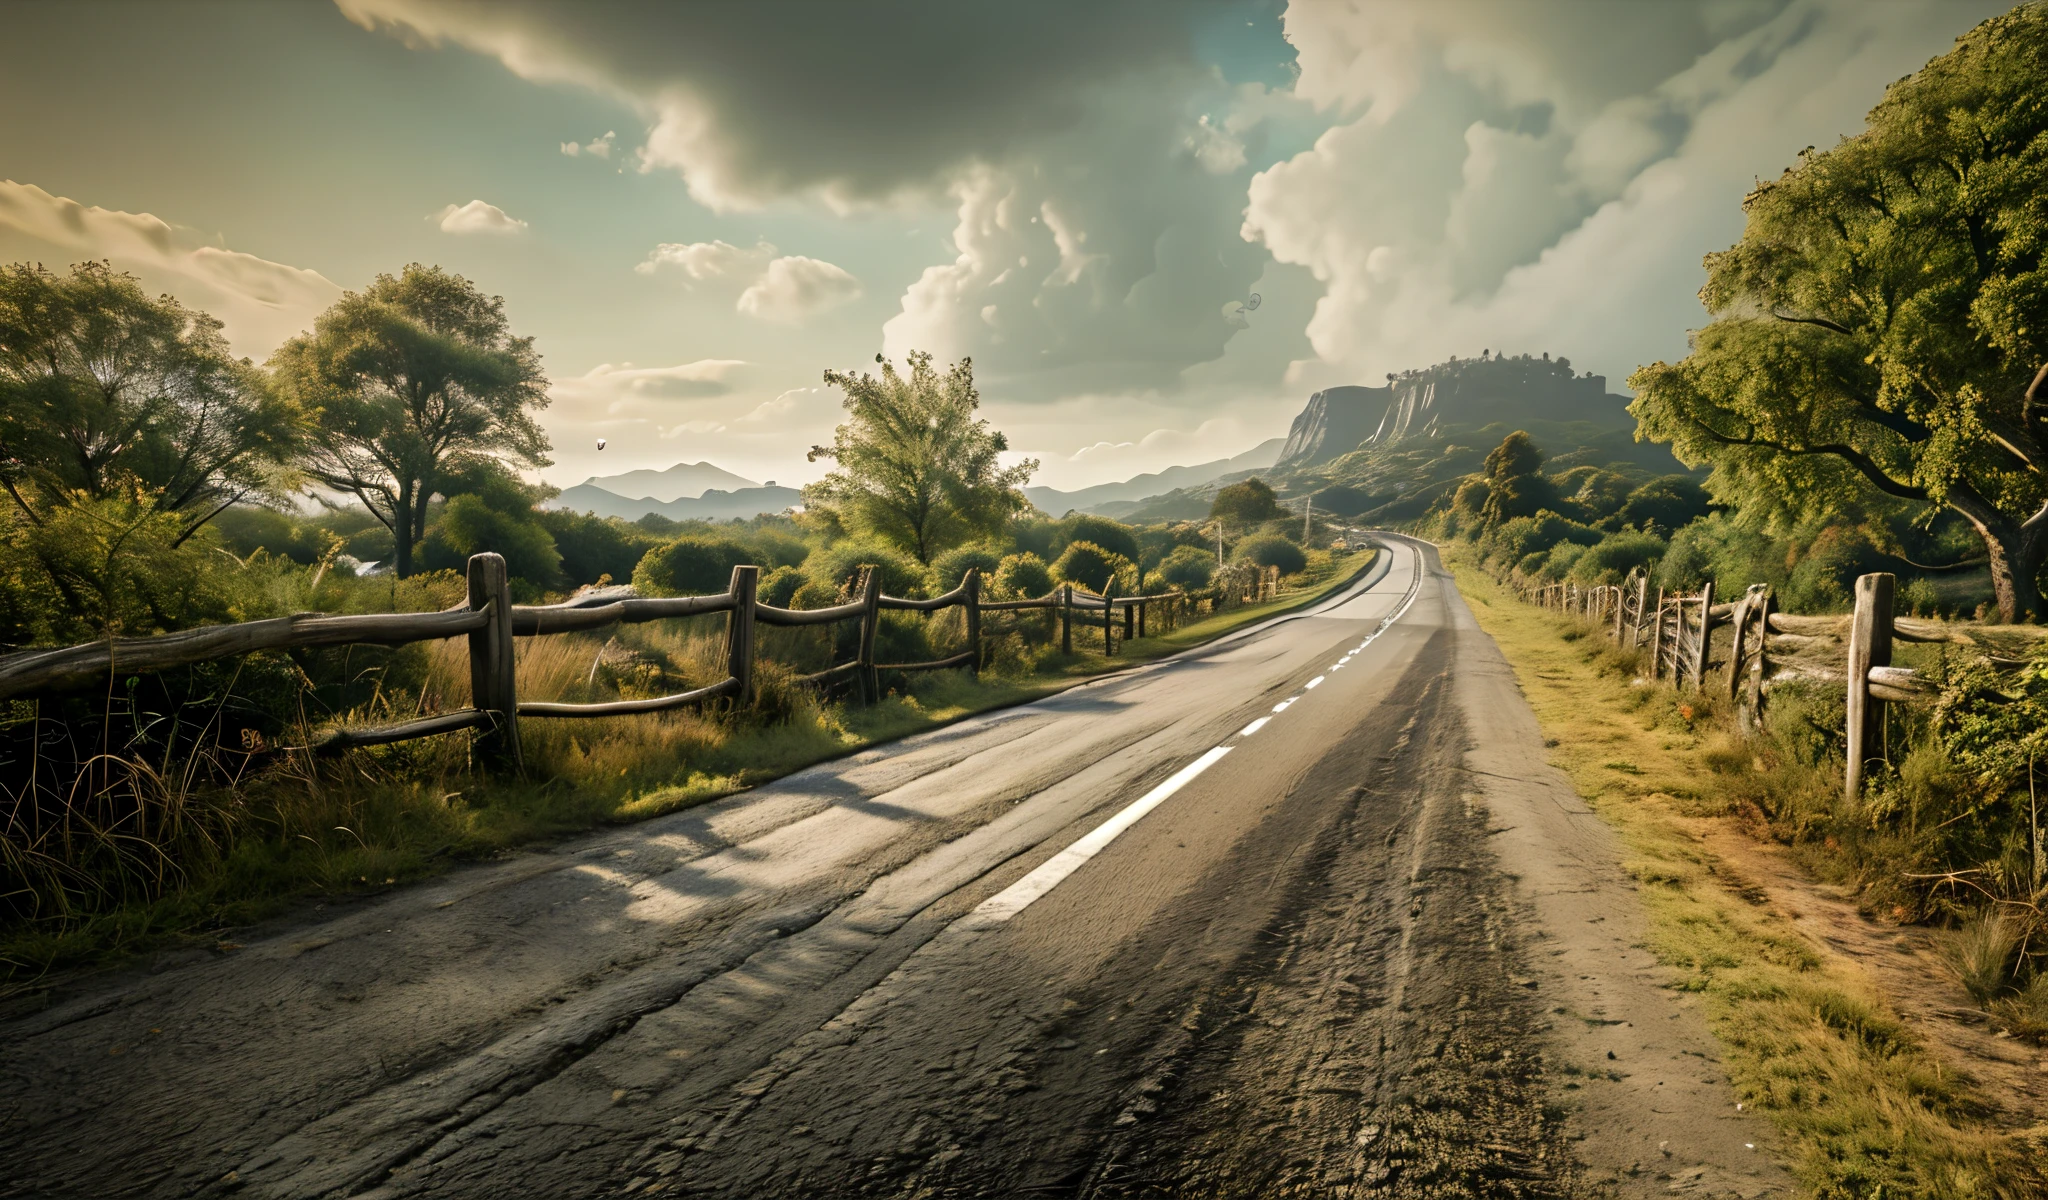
[1447,549,2044,1200]
[2,550,1376,989]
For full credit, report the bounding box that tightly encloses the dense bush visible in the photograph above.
[1483,511,1601,566]
[420,494,563,592]
[632,535,753,597]
[801,538,928,598]
[1156,545,1217,589]
[759,564,804,608]
[1052,541,1136,593]
[1610,475,1713,533]
[931,542,1004,592]
[1235,533,1307,577]
[1051,514,1139,565]
[536,509,659,588]
[1568,530,1666,584]
[992,552,1053,600]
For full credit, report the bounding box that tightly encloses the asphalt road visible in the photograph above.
[1,537,1789,1199]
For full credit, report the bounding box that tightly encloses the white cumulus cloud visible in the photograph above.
[0,178,340,357]
[553,359,749,410]
[634,238,775,280]
[434,199,528,235]
[736,255,861,324]
[559,130,617,158]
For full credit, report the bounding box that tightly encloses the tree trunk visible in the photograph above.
[393,485,416,579]
[1970,514,2046,623]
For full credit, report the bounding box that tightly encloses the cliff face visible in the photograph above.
[1273,356,1629,470]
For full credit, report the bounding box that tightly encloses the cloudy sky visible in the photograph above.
[0,0,2009,492]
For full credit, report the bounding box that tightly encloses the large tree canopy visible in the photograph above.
[1630,5,2048,619]
[272,264,549,577]
[0,261,301,541]
[804,351,1034,564]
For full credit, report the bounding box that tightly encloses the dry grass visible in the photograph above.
[1449,549,2046,1200]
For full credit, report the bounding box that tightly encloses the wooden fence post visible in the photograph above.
[1124,597,1136,642]
[1844,572,1895,800]
[724,564,758,706]
[1691,580,1715,690]
[1136,598,1147,640]
[1612,583,1626,643]
[1648,588,1664,677]
[856,565,882,705]
[466,552,520,771]
[1633,574,1650,645]
[1103,587,1116,656]
[963,568,982,679]
[1724,585,1753,702]
[1060,584,1073,655]
[1749,587,1773,725]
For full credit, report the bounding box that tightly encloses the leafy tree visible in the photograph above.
[1210,478,1282,525]
[271,264,549,578]
[805,351,1035,564]
[1051,541,1135,593]
[0,262,301,541]
[992,552,1053,600]
[1235,533,1307,577]
[1610,475,1713,533]
[1630,7,2048,619]
[1476,432,1556,529]
[1568,531,1666,585]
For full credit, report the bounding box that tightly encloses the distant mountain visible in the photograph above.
[1025,438,1284,516]
[578,460,759,503]
[1275,355,1628,472]
[549,483,802,522]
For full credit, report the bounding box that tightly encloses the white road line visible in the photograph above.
[1305,675,1325,689]
[965,747,1234,925]
[1272,697,1297,713]
[1240,717,1270,737]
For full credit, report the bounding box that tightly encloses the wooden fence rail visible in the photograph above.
[0,553,1192,770]
[1520,568,2043,802]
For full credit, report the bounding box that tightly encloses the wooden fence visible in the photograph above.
[1526,571,2040,800]
[0,553,1191,771]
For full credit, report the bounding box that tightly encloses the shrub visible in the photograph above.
[801,538,928,598]
[1611,474,1712,533]
[1156,545,1217,589]
[931,542,1005,592]
[1569,530,1667,585]
[1051,514,1139,564]
[993,552,1053,600]
[1235,533,1307,577]
[759,564,805,608]
[536,509,657,588]
[632,535,753,597]
[1484,511,1601,565]
[1052,541,1136,593]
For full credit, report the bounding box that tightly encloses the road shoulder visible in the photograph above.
[1430,541,1794,1197]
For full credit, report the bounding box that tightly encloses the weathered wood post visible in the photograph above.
[1844,572,1895,800]
[1724,585,1754,702]
[1691,580,1715,690]
[1124,597,1136,642]
[1136,598,1147,640]
[1749,588,1773,724]
[466,552,520,771]
[1612,583,1626,643]
[724,564,759,706]
[963,568,982,679]
[856,565,883,705]
[1060,584,1073,655]
[1103,587,1116,656]
[1648,588,1664,677]
[1633,573,1650,645]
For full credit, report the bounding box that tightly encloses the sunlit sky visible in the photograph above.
[0,0,2006,492]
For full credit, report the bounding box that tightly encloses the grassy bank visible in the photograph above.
[1,551,1375,988]
[1447,550,2042,1200]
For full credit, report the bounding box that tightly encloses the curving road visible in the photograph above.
[1,537,1788,1199]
